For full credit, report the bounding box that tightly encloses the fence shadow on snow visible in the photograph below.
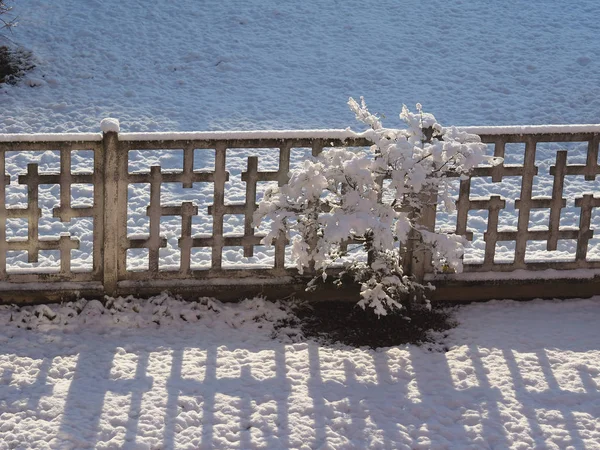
[0,316,599,448]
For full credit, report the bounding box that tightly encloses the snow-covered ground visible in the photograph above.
[2,0,600,448]
[4,1,600,132]
[1,296,600,449]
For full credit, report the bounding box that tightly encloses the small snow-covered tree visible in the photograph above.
[255,98,501,316]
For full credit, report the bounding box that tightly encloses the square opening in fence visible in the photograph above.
[466,209,489,236]
[190,247,212,270]
[128,183,150,237]
[497,206,518,232]
[469,176,495,200]
[193,148,215,172]
[290,147,314,167]
[126,248,149,272]
[585,237,600,261]
[71,150,95,174]
[128,149,184,173]
[191,215,212,238]
[38,184,60,213]
[6,249,61,274]
[494,241,515,264]
[221,245,275,269]
[69,226,94,272]
[5,218,28,240]
[223,214,245,236]
[502,143,526,165]
[559,205,580,229]
[5,182,28,208]
[158,245,180,271]
[159,181,201,205]
[5,250,28,273]
[525,239,576,263]
[6,150,62,175]
[528,208,550,231]
[223,179,245,205]
[70,183,94,208]
[158,215,183,240]
[563,141,589,164]
[530,174,554,198]
[462,210,488,264]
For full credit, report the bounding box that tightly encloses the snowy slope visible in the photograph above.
[3,0,600,133]
[1,297,600,449]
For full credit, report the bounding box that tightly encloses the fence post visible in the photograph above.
[402,127,438,305]
[411,190,437,280]
[101,119,121,297]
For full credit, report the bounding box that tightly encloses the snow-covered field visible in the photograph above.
[2,0,600,448]
[4,1,600,132]
[1,297,600,449]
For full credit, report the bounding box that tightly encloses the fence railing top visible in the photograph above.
[3,123,600,144]
[456,124,600,135]
[118,129,368,142]
[0,132,103,143]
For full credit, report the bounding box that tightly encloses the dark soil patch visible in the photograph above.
[0,45,34,84]
[291,301,457,349]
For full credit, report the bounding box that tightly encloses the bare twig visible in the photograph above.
[0,1,16,31]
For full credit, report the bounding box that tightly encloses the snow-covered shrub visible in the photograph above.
[0,2,34,86]
[255,98,501,316]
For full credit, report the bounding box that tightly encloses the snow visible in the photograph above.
[4,1,600,133]
[0,133,102,142]
[1,296,600,449]
[457,124,600,135]
[120,129,363,142]
[2,0,600,446]
[100,118,120,134]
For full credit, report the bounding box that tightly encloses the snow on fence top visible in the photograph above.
[1,121,600,303]
[119,129,366,142]
[0,132,103,142]
[457,124,600,135]
[3,124,600,143]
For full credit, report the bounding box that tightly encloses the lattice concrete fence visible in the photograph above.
[1,122,600,304]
